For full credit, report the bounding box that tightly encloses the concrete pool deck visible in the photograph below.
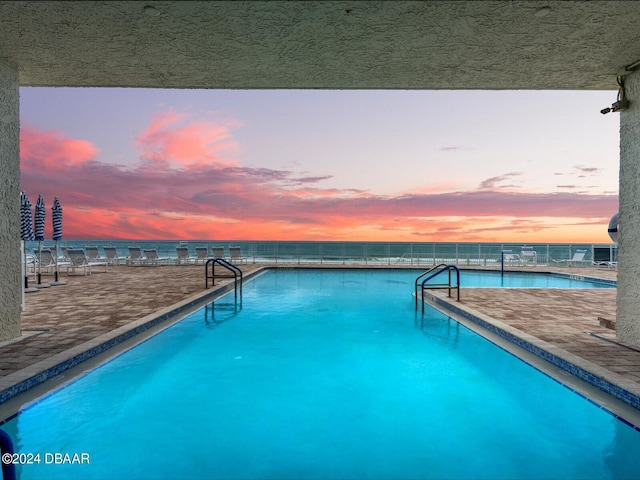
[1,263,634,416]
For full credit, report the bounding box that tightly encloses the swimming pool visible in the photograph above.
[1,269,635,480]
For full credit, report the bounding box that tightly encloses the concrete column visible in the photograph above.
[618,69,640,345]
[0,61,21,342]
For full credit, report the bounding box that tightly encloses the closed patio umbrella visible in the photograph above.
[50,197,66,285]
[20,192,38,293]
[33,195,50,288]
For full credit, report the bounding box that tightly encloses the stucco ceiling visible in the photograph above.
[1,1,640,90]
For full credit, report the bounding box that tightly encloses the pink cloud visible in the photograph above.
[20,126,98,171]
[135,111,240,167]
[19,120,619,243]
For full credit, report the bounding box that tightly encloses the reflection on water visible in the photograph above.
[604,420,640,478]
[203,298,243,328]
[415,310,461,348]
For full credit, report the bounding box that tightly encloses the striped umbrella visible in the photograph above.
[20,192,36,291]
[50,197,65,285]
[33,195,48,286]
[51,197,62,241]
[33,195,46,242]
[20,192,33,241]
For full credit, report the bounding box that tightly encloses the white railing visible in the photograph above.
[26,240,617,267]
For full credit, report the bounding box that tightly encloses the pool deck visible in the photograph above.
[2,263,635,416]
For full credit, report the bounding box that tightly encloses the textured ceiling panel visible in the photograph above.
[0,1,639,90]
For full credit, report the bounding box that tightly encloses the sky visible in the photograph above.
[19,88,620,243]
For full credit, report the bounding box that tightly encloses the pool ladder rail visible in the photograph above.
[415,264,461,312]
[205,258,243,300]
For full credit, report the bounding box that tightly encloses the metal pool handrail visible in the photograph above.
[205,258,243,300]
[415,264,461,312]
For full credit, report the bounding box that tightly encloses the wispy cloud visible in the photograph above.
[478,172,523,190]
[573,165,602,175]
[438,146,466,152]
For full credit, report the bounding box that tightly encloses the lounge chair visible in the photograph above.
[86,246,108,262]
[143,248,171,266]
[229,246,248,264]
[24,251,37,277]
[212,247,225,259]
[594,260,617,269]
[553,249,590,267]
[104,246,126,265]
[60,246,72,262]
[66,248,108,275]
[501,250,520,266]
[520,246,537,266]
[34,248,58,275]
[195,246,211,265]
[127,246,147,266]
[176,246,196,265]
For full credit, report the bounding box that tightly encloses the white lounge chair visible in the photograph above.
[176,246,196,265]
[520,246,537,266]
[568,249,591,267]
[143,248,171,266]
[86,246,108,262]
[553,249,590,267]
[60,246,72,262]
[195,246,211,265]
[104,246,126,265]
[229,246,247,264]
[212,246,225,259]
[501,250,520,266]
[34,248,58,275]
[127,246,147,266]
[66,248,108,275]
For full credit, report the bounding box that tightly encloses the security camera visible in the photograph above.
[601,99,629,114]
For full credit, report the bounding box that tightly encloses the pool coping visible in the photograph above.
[421,289,640,414]
[0,268,266,406]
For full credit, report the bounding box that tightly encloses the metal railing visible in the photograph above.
[205,258,243,300]
[415,264,461,312]
[26,240,617,267]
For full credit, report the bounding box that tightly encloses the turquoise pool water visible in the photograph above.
[454,270,613,288]
[1,269,634,480]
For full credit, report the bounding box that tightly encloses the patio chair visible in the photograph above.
[501,250,520,266]
[60,246,72,262]
[127,246,147,266]
[34,248,58,275]
[176,246,196,265]
[594,260,617,269]
[143,248,171,266]
[86,246,108,262]
[211,246,226,259]
[24,251,37,277]
[568,249,591,267]
[104,246,126,265]
[552,249,590,267]
[229,246,248,264]
[195,246,211,265]
[65,248,108,275]
[520,246,537,266]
